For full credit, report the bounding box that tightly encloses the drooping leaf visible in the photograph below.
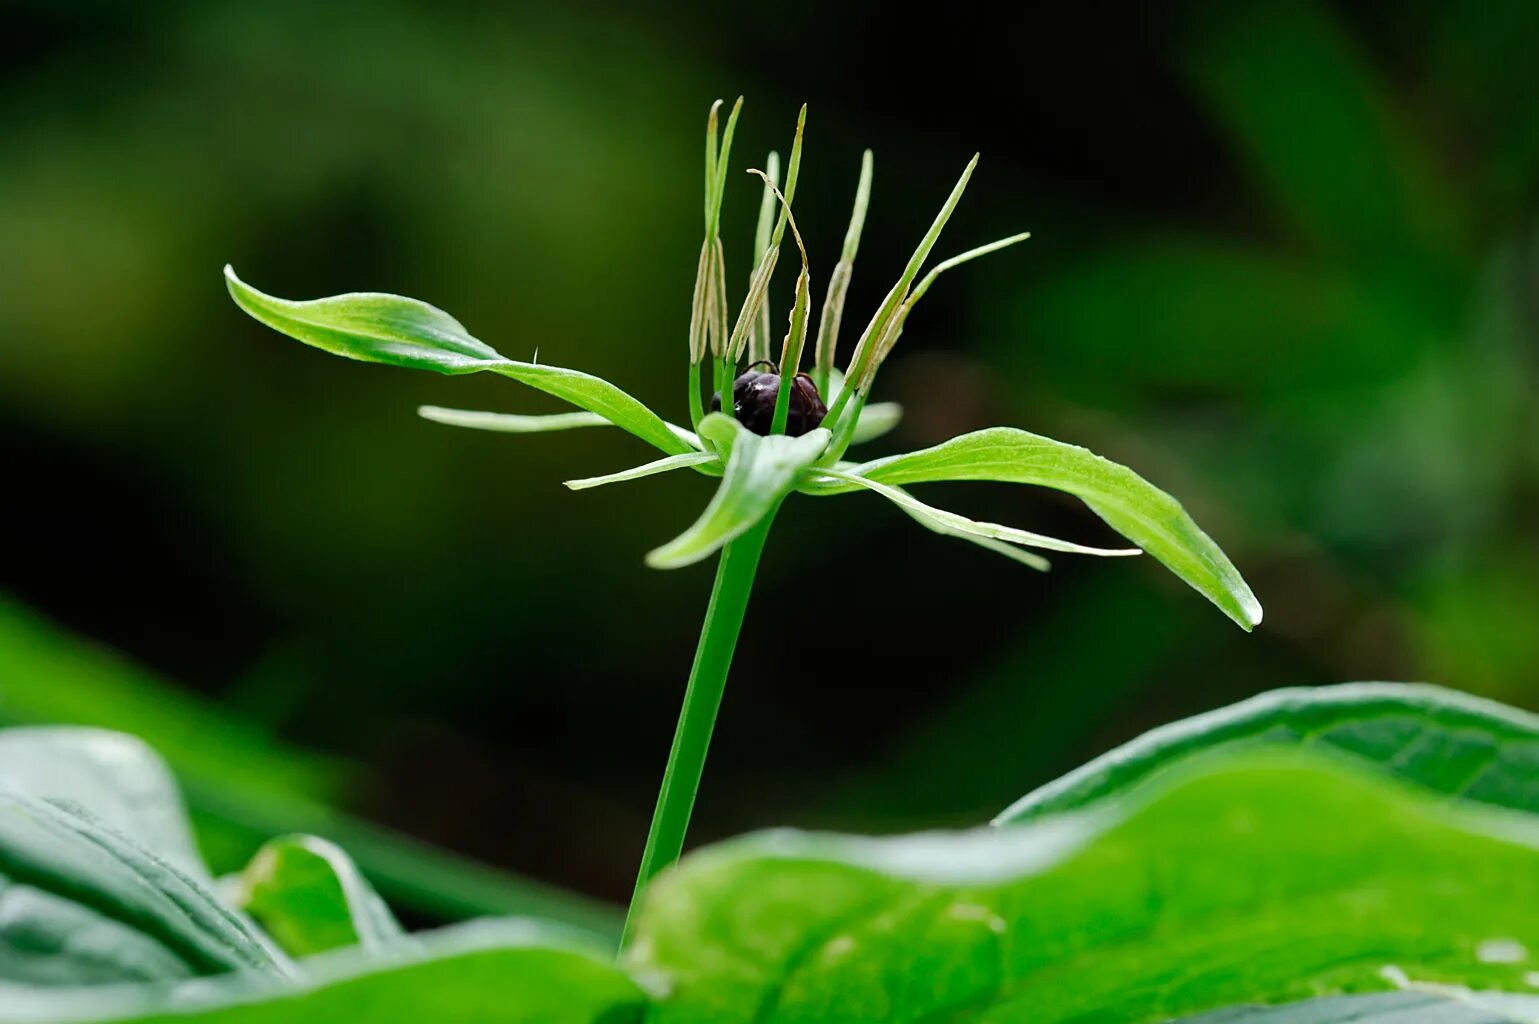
[629,750,1539,1023]
[225,268,692,456]
[817,468,1142,557]
[0,791,287,987]
[1168,991,1539,1024]
[417,407,611,433]
[811,427,1262,629]
[565,452,718,491]
[646,415,829,569]
[0,728,205,881]
[0,920,642,1024]
[236,835,406,959]
[996,682,1539,824]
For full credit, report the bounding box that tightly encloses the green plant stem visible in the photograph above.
[621,511,777,949]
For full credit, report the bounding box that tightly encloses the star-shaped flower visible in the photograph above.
[226,100,1260,630]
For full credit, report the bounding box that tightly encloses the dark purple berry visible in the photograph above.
[708,367,827,437]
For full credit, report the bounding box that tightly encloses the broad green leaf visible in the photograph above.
[818,468,1142,557]
[810,427,1262,629]
[1170,991,1539,1024]
[630,750,1539,1023]
[0,791,287,986]
[565,452,719,491]
[0,920,642,1024]
[996,682,1539,825]
[0,728,205,881]
[225,267,692,456]
[236,835,405,959]
[646,415,829,569]
[417,406,611,433]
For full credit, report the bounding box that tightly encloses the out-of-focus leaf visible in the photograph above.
[645,415,829,569]
[630,751,1539,1023]
[0,595,345,812]
[810,427,1262,629]
[0,791,287,987]
[0,596,623,939]
[847,402,901,446]
[236,835,406,959]
[225,268,692,456]
[1015,239,1440,404]
[1183,0,1463,270]
[996,682,1539,824]
[0,920,642,1024]
[0,728,205,882]
[416,407,611,433]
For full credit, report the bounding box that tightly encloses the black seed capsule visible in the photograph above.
[708,368,828,437]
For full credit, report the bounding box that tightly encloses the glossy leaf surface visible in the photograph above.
[630,752,1539,1023]
[997,682,1539,824]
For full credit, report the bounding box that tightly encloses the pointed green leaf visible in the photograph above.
[417,407,610,434]
[565,452,719,491]
[225,268,691,456]
[816,427,1262,629]
[839,153,978,399]
[817,468,1141,557]
[237,835,406,959]
[630,750,1539,1023]
[996,682,1539,825]
[646,415,829,569]
[0,727,206,881]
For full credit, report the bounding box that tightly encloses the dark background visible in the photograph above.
[2,0,1536,914]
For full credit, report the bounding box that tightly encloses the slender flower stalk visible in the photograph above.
[620,512,777,947]
[223,96,1263,955]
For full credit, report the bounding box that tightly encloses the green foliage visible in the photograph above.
[0,923,642,1024]
[996,682,1539,823]
[5,684,1539,1020]
[0,728,205,882]
[0,596,623,938]
[0,790,286,986]
[811,427,1263,629]
[224,267,694,457]
[629,752,1539,1022]
[645,416,829,569]
[236,836,405,959]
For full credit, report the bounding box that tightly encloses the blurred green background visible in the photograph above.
[2,0,1536,925]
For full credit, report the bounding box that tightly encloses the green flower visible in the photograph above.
[225,99,1261,630]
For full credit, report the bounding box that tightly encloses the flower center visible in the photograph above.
[709,367,828,437]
